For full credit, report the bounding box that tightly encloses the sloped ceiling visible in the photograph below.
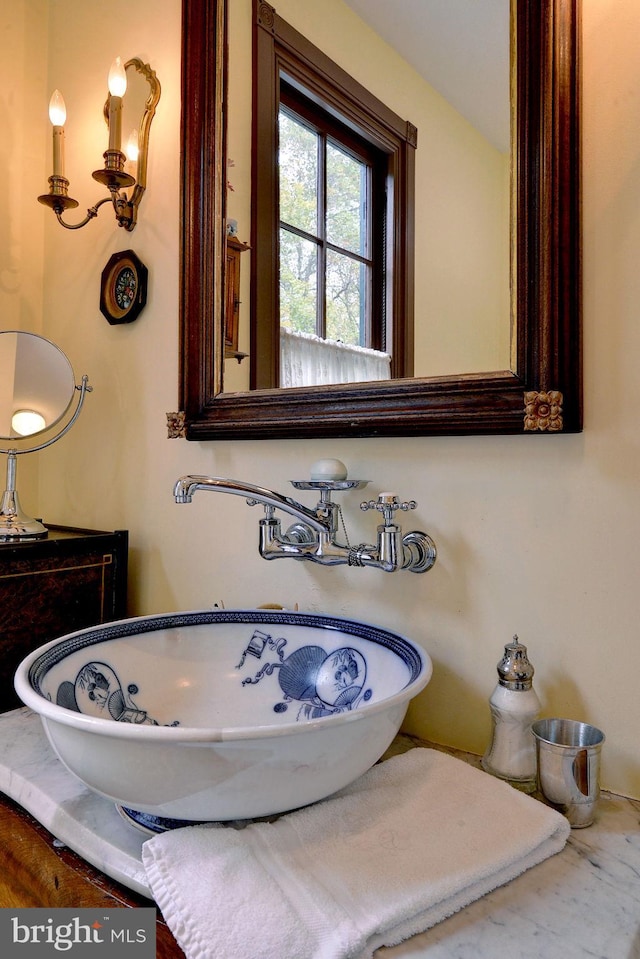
[342,0,510,152]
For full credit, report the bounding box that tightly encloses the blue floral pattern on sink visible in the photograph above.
[53,630,373,725]
[55,661,170,725]
[30,610,421,727]
[237,630,372,719]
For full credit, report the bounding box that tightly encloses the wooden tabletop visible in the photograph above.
[0,792,184,958]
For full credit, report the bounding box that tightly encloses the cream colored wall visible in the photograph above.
[0,0,47,331]
[0,1,48,510]
[225,0,510,386]
[25,0,640,798]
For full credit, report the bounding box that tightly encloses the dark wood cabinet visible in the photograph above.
[0,526,128,711]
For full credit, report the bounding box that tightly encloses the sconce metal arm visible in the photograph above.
[53,196,112,231]
[41,162,136,231]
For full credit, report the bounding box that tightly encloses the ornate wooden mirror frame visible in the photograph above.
[179,0,581,440]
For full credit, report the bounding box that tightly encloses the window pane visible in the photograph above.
[279,228,318,335]
[326,142,367,255]
[326,250,366,346]
[279,110,318,235]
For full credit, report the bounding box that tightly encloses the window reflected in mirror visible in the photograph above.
[278,99,393,389]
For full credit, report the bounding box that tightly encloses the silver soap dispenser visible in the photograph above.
[481,637,540,792]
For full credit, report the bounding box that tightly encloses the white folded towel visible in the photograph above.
[142,747,569,959]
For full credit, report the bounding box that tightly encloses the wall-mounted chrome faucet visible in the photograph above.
[173,460,436,574]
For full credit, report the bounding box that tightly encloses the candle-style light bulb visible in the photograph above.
[107,57,127,152]
[108,57,127,97]
[49,89,66,127]
[124,128,139,179]
[125,128,139,162]
[49,89,66,177]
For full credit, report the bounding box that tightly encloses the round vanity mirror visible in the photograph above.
[0,331,91,541]
[0,331,75,441]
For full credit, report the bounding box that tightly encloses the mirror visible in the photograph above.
[179,0,581,439]
[0,332,91,541]
[118,58,162,225]
[0,332,75,440]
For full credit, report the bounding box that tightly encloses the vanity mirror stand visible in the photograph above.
[0,330,91,541]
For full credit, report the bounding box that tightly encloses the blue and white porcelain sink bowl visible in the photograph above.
[14,610,431,828]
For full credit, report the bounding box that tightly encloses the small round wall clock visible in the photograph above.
[100,250,148,325]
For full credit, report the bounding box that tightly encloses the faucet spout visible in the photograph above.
[173,475,330,535]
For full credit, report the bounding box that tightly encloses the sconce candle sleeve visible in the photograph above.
[107,56,127,152]
[52,126,64,178]
[48,90,67,178]
[108,96,123,153]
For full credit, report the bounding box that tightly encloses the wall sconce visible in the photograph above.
[38,57,161,232]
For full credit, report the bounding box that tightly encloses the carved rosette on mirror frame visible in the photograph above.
[523,391,564,432]
[166,412,186,439]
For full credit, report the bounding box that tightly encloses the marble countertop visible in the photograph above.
[1,707,639,958]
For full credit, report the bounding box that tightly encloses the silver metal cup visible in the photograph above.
[531,718,605,828]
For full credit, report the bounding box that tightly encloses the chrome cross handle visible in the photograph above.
[360,492,417,526]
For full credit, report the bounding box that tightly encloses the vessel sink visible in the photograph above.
[14,609,431,830]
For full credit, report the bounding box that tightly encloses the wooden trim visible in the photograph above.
[179,0,581,438]
[251,7,282,390]
[179,0,226,410]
